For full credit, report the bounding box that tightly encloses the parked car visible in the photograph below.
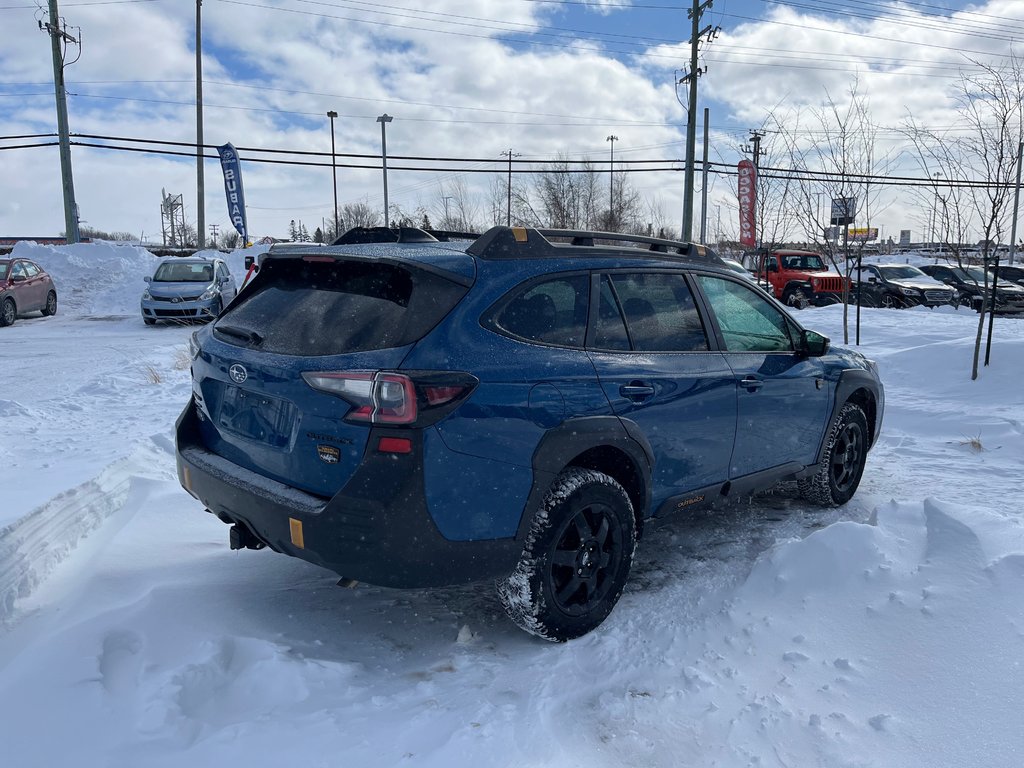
[853,264,957,308]
[176,226,884,641]
[0,257,58,327]
[919,263,1024,312]
[989,263,1024,288]
[141,257,237,325]
[721,257,757,281]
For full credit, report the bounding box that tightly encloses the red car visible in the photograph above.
[0,258,58,327]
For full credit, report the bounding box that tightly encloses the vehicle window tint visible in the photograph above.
[492,275,588,347]
[592,275,629,350]
[697,275,794,353]
[23,262,40,277]
[215,258,467,356]
[607,272,708,352]
[154,262,215,282]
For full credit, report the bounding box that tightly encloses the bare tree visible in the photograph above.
[904,54,1024,378]
[433,177,482,232]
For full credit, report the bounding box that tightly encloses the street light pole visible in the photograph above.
[327,110,339,238]
[606,135,618,227]
[196,0,205,249]
[377,114,394,228]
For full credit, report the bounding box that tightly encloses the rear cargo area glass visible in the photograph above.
[215,258,468,356]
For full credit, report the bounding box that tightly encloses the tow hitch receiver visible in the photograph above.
[229,523,266,550]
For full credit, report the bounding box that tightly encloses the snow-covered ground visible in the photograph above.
[1,242,1023,768]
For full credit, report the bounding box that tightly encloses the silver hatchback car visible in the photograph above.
[141,257,237,325]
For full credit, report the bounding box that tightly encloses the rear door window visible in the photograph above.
[215,257,468,356]
[488,274,589,347]
[593,272,709,352]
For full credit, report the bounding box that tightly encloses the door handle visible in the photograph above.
[620,384,655,400]
[740,376,764,391]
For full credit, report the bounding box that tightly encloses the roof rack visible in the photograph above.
[466,226,721,264]
[331,226,480,245]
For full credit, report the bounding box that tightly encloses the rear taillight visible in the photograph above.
[301,370,478,427]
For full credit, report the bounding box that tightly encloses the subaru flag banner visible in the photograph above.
[738,159,756,247]
[217,143,248,243]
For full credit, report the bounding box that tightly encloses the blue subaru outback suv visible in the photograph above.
[176,226,883,641]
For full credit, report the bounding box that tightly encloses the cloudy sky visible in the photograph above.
[1,0,1022,244]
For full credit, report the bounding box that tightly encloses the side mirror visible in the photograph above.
[244,255,255,270]
[144,275,152,283]
[800,329,830,357]
[11,274,26,283]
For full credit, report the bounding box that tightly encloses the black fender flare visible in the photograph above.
[515,416,654,540]
[813,369,883,466]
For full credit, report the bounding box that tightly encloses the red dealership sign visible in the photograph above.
[738,160,757,247]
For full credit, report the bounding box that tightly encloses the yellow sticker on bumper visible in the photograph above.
[289,517,305,549]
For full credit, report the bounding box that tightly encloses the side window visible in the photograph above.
[23,262,40,277]
[11,262,27,279]
[697,275,795,353]
[594,272,709,352]
[491,274,589,347]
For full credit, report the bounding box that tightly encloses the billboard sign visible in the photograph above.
[847,227,879,242]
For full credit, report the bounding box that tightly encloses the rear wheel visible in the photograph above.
[42,291,57,316]
[798,402,869,506]
[0,298,15,327]
[497,468,636,642]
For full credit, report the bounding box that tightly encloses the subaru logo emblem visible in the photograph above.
[171,296,181,303]
[229,364,248,384]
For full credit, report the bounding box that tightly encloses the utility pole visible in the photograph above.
[606,135,619,227]
[377,114,393,228]
[196,0,205,249]
[500,149,520,226]
[678,0,718,242]
[40,0,81,244]
[209,223,219,243]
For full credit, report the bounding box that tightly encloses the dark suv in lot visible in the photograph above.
[919,263,1024,312]
[176,227,884,641]
[853,264,957,308]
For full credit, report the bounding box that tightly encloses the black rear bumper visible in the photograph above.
[175,403,521,588]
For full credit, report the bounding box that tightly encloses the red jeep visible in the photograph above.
[746,249,849,308]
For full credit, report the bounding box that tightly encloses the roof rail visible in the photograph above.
[332,227,481,245]
[466,226,721,263]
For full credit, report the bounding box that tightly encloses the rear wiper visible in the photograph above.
[216,324,264,345]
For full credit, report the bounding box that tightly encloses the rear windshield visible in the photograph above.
[214,257,468,356]
[154,261,214,282]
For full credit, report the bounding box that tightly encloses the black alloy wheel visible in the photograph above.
[880,293,901,309]
[798,402,869,507]
[497,468,636,642]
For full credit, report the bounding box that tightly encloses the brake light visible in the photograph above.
[301,370,478,427]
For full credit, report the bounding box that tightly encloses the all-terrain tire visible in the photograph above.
[0,297,15,327]
[783,287,808,309]
[42,291,57,316]
[497,468,636,642]
[798,402,869,507]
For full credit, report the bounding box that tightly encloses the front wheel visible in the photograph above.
[783,288,808,309]
[798,402,869,506]
[42,291,57,316]
[497,468,636,642]
[0,297,15,327]
[880,293,901,309]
